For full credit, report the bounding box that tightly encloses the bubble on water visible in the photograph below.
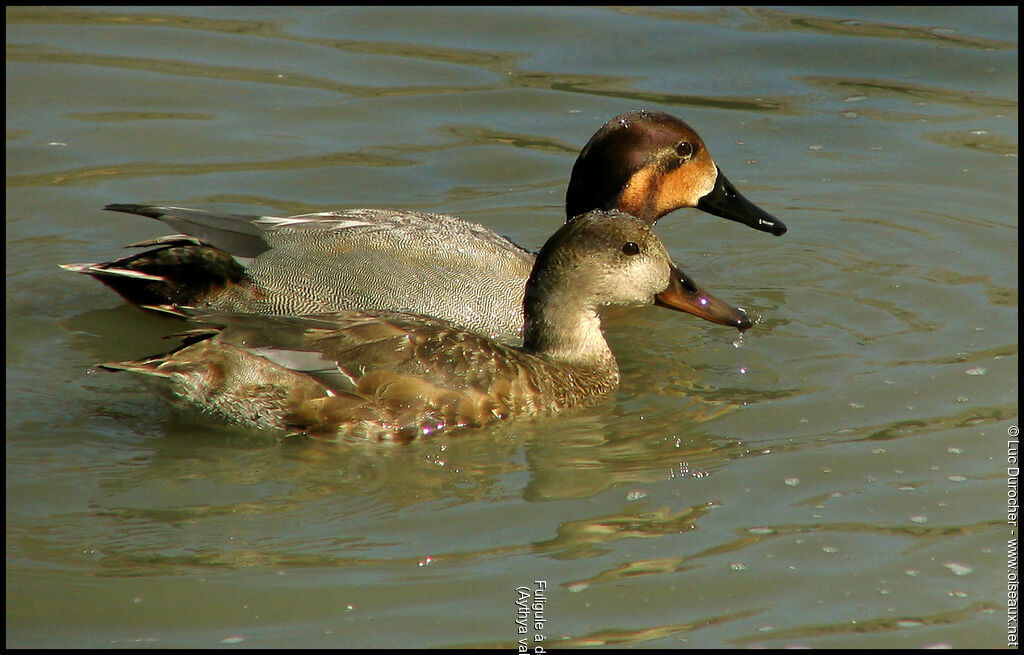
[943,562,972,576]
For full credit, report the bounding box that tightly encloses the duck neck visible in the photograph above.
[521,282,617,374]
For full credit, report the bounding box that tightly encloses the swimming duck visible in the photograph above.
[101,210,751,442]
[63,110,783,343]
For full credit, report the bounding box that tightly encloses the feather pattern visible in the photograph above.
[101,211,751,441]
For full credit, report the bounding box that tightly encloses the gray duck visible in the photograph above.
[63,110,783,343]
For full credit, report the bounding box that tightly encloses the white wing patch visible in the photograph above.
[253,214,376,230]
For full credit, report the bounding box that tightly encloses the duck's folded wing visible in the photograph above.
[254,209,536,307]
[191,310,538,433]
[105,204,272,258]
[248,210,536,338]
[255,208,535,262]
[193,310,528,395]
[105,205,535,264]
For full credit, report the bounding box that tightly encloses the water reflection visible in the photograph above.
[745,6,1017,51]
[801,75,1017,115]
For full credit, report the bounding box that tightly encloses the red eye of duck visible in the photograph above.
[621,242,640,256]
[675,141,694,160]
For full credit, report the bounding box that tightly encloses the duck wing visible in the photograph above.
[99,205,536,340]
[104,204,271,258]
[202,310,528,393]
[191,310,601,434]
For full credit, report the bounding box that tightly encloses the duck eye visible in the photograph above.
[675,141,694,160]
[621,242,641,256]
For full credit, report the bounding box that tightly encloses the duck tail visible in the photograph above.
[104,204,271,257]
[60,236,249,309]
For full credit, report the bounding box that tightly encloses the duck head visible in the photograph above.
[565,110,786,235]
[523,210,750,363]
